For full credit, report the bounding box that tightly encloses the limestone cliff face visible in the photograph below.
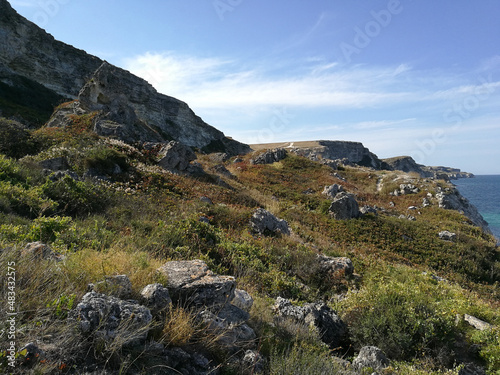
[272,140,385,169]
[383,156,474,180]
[0,0,102,98]
[0,0,249,154]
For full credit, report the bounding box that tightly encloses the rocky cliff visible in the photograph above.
[0,0,249,154]
[383,156,474,180]
[251,140,387,169]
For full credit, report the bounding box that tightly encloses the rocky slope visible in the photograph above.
[0,0,248,154]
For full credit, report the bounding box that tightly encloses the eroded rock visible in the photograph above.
[273,297,347,348]
[250,208,291,236]
[352,346,390,372]
[328,192,360,220]
[250,148,287,165]
[72,291,152,347]
[157,260,236,307]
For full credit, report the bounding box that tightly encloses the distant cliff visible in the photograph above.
[251,140,387,169]
[0,0,249,154]
[382,156,474,180]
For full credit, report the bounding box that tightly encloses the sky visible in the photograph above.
[8,0,500,174]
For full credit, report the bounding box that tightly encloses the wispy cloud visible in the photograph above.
[123,51,421,110]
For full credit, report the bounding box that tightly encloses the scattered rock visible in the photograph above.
[322,184,344,200]
[397,183,420,195]
[250,148,287,165]
[157,141,197,172]
[352,346,390,372]
[88,275,132,299]
[439,231,457,242]
[140,283,172,313]
[273,297,347,348]
[21,242,63,261]
[250,208,291,236]
[317,255,354,276]
[157,260,236,307]
[198,304,256,353]
[328,192,360,220]
[399,214,416,221]
[231,289,254,312]
[422,197,431,207]
[199,196,214,205]
[71,291,152,347]
[464,314,493,331]
[241,350,266,374]
[360,205,378,215]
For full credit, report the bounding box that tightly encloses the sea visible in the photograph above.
[453,175,500,243]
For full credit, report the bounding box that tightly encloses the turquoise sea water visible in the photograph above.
[453,175,500,242]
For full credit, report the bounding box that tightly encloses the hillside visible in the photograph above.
[0,0,248,155]
[0,122,499,374]
[0,0,499,373]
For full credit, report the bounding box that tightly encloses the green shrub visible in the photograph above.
[42,175,110,216]
[471,327,500,374]
[0,118,38,158]
[83,145,129,175]
[341,267,458,362]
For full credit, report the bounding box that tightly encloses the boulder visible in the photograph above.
[140,283,172,312]
[439,231,457,242]
[316,255,354,276]
[436,188,491,233]
[422,197,431,207]
[88,275,132,299]
[322,184,344,200]
[273,297,347,348]
[250,208,291,236]
[157,141,196,172]
[464,314,493,331]
[157,260,236,307]
[250,148,287,165]
[198,304,256,353]
[71,291,152,347]
[399,183,420,195]
[328,192,360,220]
[231,289,254,312]
[352,346,390,372]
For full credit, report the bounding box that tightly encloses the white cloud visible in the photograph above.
[123,51,418,110]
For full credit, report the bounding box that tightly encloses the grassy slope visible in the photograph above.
[0,120,499,374]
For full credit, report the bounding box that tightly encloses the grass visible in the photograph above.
[0,119,499,374]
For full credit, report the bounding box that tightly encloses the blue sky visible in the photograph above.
[9,0,500,174]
